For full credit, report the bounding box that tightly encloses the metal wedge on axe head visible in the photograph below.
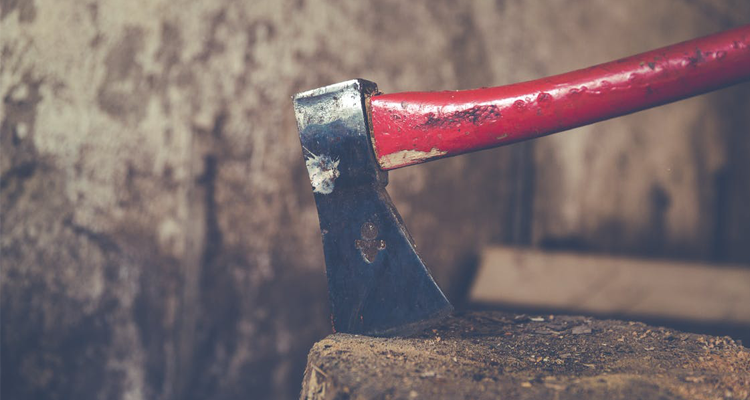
[293,25,750,337]
[294,80,452,337]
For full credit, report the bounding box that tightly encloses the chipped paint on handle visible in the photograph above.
[377,148,447,169]
[370,24,750,170]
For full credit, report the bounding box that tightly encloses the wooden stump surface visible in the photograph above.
[302,311,749,400]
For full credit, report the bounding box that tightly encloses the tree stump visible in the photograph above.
[301,311,749,400]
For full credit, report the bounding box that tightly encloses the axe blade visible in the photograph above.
[293,80,452,337]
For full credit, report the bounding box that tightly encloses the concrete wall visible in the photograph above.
[2,1,748,399]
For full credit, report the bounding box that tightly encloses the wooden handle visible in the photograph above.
[370,25,750,170]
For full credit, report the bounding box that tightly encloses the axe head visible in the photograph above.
[293,79,452,337]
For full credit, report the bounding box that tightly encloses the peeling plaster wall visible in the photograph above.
[1,1,749,399]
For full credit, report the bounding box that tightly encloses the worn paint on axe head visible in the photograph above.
[293,79,452,336]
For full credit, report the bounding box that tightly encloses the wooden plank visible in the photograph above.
[470,247,750,324]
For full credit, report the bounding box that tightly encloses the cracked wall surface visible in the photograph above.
[2,1,749,399]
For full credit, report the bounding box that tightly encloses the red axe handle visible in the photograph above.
[370,25,750,170]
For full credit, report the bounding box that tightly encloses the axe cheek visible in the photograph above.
[293,80,453,336]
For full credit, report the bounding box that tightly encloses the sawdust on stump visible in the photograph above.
[301,311,749,400]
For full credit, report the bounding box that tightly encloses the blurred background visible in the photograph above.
[2,1,749,399]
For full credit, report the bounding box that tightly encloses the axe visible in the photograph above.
[292,25,750,337]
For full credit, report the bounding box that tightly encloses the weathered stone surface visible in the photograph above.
[302,312,750,400]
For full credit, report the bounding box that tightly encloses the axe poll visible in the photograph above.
[292,25,750,336]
